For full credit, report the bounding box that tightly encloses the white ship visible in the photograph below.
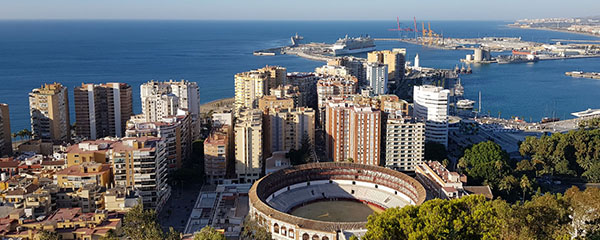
[457,99,475,109]
[331,35,376,56]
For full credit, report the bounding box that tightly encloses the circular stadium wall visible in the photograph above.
[248,162,426,240]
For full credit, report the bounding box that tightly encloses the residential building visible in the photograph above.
[55,184,105,213]
[55,162,112,189]
[365,62,388,96]
[415,161,493,199]
[29,83,70,142]
[286,72,319,108]
[204,125,233,184]
[234,66,286,111]
[265,107,315,158]
[65,138,117,167]
[269,85,304,107]
[104,186,141,212]
[212,110,234,127]
[316,76,357,126]
[325,101,381,165]
[109,137,170,211]
[74,82,133,140]
[384,114,425,171]
[258,95,295,114]
[413,85,450,147]
[0,104,11,157]
[367,49,406,83]
[2,208,123,240]
[126,111,192,170]
[327,56,367,86]
[234,109,263,183]
[265,151,291,174]
[140,79,200,139]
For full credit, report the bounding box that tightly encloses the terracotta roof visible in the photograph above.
[463,186,494,200]
[0,161,19,168]
[41,160,65,166]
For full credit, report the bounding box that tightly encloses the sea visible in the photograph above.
[1,20,599,133]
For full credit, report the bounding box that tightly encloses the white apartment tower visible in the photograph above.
[413,85,449,147]
[366,62,388,96]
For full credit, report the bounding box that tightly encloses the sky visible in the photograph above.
[1,0,599,21]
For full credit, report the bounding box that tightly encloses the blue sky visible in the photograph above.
[1,0,598,20]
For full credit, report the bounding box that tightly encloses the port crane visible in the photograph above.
[388,17,443,45]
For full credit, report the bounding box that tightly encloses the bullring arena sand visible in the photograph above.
[289,200,384,222]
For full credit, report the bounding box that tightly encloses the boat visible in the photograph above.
[540,117,560,124]
[331,35,376,56]
[291,33,304,46]
[457,99,475,109]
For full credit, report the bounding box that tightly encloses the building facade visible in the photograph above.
[234,109,263,183]
[285,72,319,109]
[204,125,233,184]
[316,76,357,126]
[325,101,381,165]
[413,85,450,147]
[29,83,71,142]
[384,114,425,171]
[234,66,286,111]
[0,104,12,157]
[365,62,388,96]
[74,83,133,140]
[265,107,315,158]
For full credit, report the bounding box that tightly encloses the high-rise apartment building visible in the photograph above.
[413,85,449,147]
[234,66,286,111]
[74,83,133,140]
[384,114,425,171]
[316,76,357,126]
[29,83,70,142]
[286,72,319,109]
[204,125,233,184]
[365,62,388,96]
[234,109,263,183]
[269,85,304,107]
[368,49,406,90]
[0,104,12,157]
[325,101,381,165]
[109,137,170,211]
[327,56,367,85]
[125,112,191,170]
[265,107,315,158]
[140,79,200,139]
[258,96,295,114]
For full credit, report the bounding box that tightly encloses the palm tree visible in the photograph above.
[520,175,532,203]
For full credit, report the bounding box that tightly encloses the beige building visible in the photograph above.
[316,76,357,126]
[234,109,263,183]
[204,125,233,184]
[265,107,315,158]
[55,184,105,213]
[55,162,112,189]
[327,56,366,84]
[29,83,70,142]
[415,161,493,200]
[384,114,425,171]
[269,85,304,107]
[74,82,133,140]
[367,49,406,84]
[325,101,381,165]
[234,66,286,111]
[126,112,192,171]
[285,72,320,108]
[104,186,141,212]
[109,137,170,211]
[0,104,12,157]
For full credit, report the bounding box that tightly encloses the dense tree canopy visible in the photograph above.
[37,231,61,240]
[362,187,600,240]
[193,226,226,240]
[459,141,511,189]
[123,201,178,240]
[241,217,272,240]
[519,129,600,182]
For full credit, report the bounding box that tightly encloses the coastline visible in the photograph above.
[200,97,234,113]
[507,25,600,39]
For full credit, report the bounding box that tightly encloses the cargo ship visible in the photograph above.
[497,55,538,64]
[331,35,376,56]
[456,99,475,109]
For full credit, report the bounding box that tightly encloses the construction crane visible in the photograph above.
[388,17,420,39]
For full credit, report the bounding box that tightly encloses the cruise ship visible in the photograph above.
[331,35,376,55]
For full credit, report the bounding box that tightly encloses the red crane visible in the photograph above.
[388,17,417,32]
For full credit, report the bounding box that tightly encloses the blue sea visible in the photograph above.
[1,20,599,132]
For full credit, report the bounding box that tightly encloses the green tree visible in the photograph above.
[520,175,532,202]
[459,141,510,189]
[165,227,182,240]
[38,231,61,240]
[425,141,448,162]
[193,226,225,240]
[123,201,164,240]
[498,175,519,197]
[363,195,505,240]
[241,217,271,240]
[564,187,600,239]
[286,133,312,165]
[100,229,119,240]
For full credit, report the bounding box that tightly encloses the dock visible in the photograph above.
[565,71,600,79]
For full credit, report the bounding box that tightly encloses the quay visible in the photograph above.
[565,71,600,79]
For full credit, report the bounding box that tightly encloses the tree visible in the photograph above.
[193,226,225,240]
[459,141,510,189]
[287,133,312,166]
[241,217,271,240]
[165,227,182,240]
[123,201,164,240]
[520,175,532,202]
[362,195,505,240]
[425,141,447,162]
[37,231,61,240]
[100,229,119,240]
[498,175,519,197]
[564,187,600,239]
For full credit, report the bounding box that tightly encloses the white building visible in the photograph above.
[234,109,263,183]
[366,62,388,96]
[384,113,425,171]
[413,85,449,147]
